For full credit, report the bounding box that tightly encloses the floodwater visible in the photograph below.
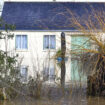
[0,84,105,105]
[0,96,105,105]
[87,97,105,105]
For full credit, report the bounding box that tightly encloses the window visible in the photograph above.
[20,66,28,82]
[43,61,55,81]
[43,67,49,81]
[49,66,55,81]
[16,35,28,50]
[43,67,55,81]
[43,35,56,49]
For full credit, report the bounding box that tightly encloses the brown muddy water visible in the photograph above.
[0,96,105,105]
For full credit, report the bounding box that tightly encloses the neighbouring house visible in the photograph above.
[0,1,105,84]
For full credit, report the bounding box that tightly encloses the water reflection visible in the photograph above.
[0,97,105,105]
[87,97,105,105]
[0,85,105,105]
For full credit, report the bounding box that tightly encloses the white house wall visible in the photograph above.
[0,31,71,83]
[0,0,4,16]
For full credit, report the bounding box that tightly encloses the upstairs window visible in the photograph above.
[16,35,28,50]
[43,35,56,49]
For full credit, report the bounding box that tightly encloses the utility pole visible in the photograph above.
[61,32,66,88]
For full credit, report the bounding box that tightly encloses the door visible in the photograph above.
[71,35,90,81]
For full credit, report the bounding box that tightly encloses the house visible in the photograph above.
[0,1,105,84]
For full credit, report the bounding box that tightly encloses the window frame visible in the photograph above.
[43,35,56,50]
[15,35,28,50]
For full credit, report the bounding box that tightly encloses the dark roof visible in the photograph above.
[1,2,105,30]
